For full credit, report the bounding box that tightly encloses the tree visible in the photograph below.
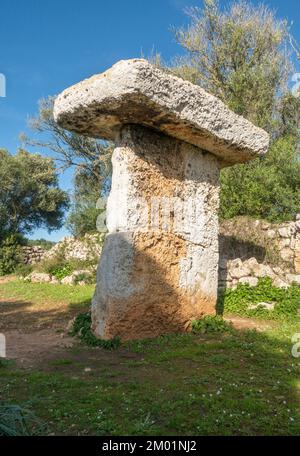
[172,0,300,221]
[66,168,105,237]
[173,0,292,133]
[22,96,112,236]
[220,135,300,221]
[0,149,69,241]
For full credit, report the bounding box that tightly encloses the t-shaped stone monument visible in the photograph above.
[54,59,269,341]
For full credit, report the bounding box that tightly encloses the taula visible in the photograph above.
[54,59,269,341]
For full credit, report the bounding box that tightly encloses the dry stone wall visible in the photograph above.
[219,216,300,289]
[22,246,46,265]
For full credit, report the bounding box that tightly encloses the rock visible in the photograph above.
[267,229,276,239]
[286,274,300,285]
[280,248,294,263]
[272,277,288,288]
[66,317,76,332]
[29,272,52,283]
[44,233,103,263]
[251,263,275,278]
[239,277,258,287]
[228,258,252,279]
[61,275,74,285]
[51,278,60,285]
[248,302,275,311]
[61,270,93,286]
[243,257,259,270]
[279,238,290,249]
[278,225,296,238]
[231,265,252,279]
[273,266,284,276]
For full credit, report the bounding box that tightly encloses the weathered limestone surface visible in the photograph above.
[92,126,220,340]
[54,59,269,166]
[54,59,269,341]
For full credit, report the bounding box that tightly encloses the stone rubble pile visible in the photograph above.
[25,269,95,286]
[43,233,103,263]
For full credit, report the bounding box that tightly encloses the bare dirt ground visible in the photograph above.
[224,315,275,331]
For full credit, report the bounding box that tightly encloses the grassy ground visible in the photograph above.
[0,279,299,436]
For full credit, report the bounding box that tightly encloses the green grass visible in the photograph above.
[1,320,300,435]
[0,279,300,435]
[0,279,95,308]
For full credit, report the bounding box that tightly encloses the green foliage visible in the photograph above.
[73,271,96,285]
[50,263,73,280]
[192,315,233,334]
[0,234,23,276]
[14,263,33,277]
[71,312,121,350]
[26,238,55,250]
[0,149,69,240]
[37,255,74,279]
[173,0,292,133]
[24,96,112,236]
[36,252,98,282]
[0,404,44,436]
[220,135,300,222]
[171,0,300,222]
[221,278,300,319]
[66,169,107,237]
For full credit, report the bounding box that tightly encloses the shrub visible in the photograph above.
[192,315,233,334]
[37,256,74,280]
[49,263,73,280]
[70,312,121,350]
[0,234,23,276]
[14,263,33,277]
[221,278,300,319]
[73,271,96,285]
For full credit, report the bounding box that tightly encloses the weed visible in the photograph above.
[192,315,233,334]
[71,313,121,350]
[221,278,300,320]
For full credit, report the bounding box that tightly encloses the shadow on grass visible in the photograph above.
[1,317,299,435]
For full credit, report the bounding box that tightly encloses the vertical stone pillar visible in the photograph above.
[92,125,220,340]
[54,59,269,341]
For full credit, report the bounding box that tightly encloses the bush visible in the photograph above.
[49,263,73,280]
[192,315,233,334]
[36,255,74,280]
[221,278,300,320]
[73,271,96,285]
[14,263,33,277]
[0,234,23,276]
[70,312,121,350]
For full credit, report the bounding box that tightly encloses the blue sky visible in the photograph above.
[0,0,299,241]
